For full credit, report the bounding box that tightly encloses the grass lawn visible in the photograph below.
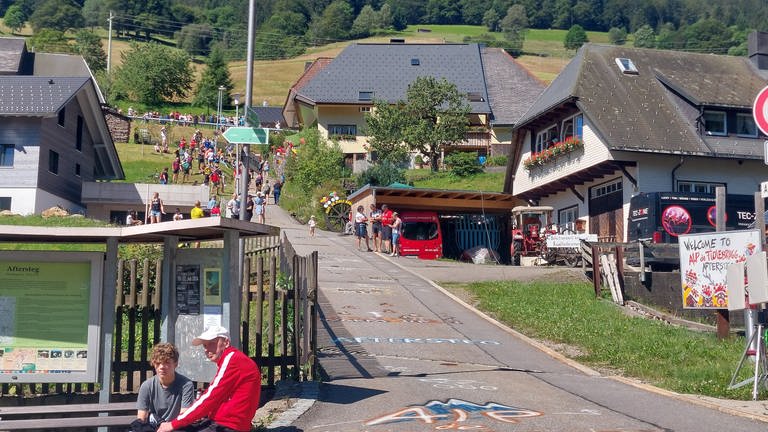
[406,169,505,192]
[444,280,756,399]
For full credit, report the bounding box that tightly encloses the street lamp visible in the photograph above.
[217,85,226,130]
[233,93,242,195]
[233,93,241,126]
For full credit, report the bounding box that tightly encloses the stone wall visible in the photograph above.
[103,106,131,143]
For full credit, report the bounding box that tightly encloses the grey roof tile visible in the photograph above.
[517,44,767,157]
[0,76,89,115]
[297,43,492,113]
[481,47,545,125]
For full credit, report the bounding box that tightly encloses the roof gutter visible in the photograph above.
[671,156,684,190]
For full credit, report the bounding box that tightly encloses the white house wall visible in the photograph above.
[317,105,367,154]
[622,151,767,195]
[514,121,613,194]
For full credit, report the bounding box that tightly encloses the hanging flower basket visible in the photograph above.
[523,136,583,171]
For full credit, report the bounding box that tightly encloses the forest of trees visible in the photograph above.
[2,0,768,62]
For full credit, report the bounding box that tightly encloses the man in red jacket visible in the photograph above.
[157,326,261,432]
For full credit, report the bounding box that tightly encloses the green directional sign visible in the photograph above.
[222,127,269,144]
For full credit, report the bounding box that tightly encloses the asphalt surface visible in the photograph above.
[259,202,768,432]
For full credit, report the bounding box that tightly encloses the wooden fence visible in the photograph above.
[0,234,317,400]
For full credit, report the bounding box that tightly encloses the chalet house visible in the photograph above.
[504,36,768,242]
[0,37,123,215]
[282,41,544,172]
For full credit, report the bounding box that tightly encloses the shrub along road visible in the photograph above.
[262,204,768,431]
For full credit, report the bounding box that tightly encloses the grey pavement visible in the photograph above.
[257,201,768,431]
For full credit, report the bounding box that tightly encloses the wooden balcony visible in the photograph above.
[450,131,491,149]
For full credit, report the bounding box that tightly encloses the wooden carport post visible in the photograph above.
[716,187,730,339]
[160,236,178,343]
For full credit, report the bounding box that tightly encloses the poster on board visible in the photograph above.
[0,251,102,383]
[679,229,761,309]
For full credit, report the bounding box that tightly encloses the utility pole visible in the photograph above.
[106,11,114,73]
[245,0,255,118]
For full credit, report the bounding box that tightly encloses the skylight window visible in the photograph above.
[358,91,374,101]
[467,92,485,102]
[411,58,420,66]
[615,57,638,75]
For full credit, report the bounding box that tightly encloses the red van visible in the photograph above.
[398,211,442,260]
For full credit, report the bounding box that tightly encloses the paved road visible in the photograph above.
[264,204,768,432]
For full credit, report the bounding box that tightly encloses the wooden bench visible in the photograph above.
[0,402,135,430]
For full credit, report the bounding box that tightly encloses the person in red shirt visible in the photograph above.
[380,204,394,254]
[157,326,261,432]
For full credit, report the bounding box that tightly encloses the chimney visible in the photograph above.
[748,31,768,70]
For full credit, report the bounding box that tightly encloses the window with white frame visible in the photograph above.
[591,178,622,199]
[360,106,372,113]
[677,181,725,194]
[534,125,558,153]
[559,205,578,230]
[736,113,757,137]
[328,124,357,137]
[703,110,726,136]
[561,114,583,141]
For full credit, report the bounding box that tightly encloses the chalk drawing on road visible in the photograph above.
[365,398,542,429]
[324,314,443,324]
[335,287,389,295]
[418,378,497,391]
[551,408,601,416]
[333,337,501,345]
[318,346,371,357]
[383,365,409,373]
[439,314,464,325]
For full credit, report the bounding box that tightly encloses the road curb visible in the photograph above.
[264,380,320,429]
[608,376,768,424]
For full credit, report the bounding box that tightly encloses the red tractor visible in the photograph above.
[510,206,556,265]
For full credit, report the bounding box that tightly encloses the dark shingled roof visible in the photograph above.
[0,76,88,115]
[0,38,26,75]
[481,47,545,125]
[297,43,492,114]
[250,106,284,127]
[516,44,768,158]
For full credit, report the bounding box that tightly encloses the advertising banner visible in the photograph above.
[679,229,761,309]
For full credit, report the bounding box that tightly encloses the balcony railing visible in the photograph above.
[453,131,491,148]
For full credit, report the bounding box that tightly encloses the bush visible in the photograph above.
[445,151,484,177]
[355,161,406,187]
[485,155,508,167]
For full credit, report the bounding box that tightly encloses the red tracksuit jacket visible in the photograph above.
[171,346,261,431]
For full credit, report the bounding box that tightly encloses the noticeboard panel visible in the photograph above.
[0,251,102,383]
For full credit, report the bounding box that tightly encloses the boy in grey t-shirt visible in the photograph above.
[133,343,195,429]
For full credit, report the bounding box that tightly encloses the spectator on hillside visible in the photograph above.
[190,201,205,219]
[173,208,183,221]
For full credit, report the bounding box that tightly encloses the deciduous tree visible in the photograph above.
[112,43,193,105]
[365,77,470,172]
[564,24,588,50]
[74,29,107,72]
[3,5,25,33]
[500,5,528,55]
[28,0,83,32]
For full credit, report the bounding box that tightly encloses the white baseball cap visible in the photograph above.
[192,325,230,345]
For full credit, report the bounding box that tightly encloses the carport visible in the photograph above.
[348,185,524,263]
